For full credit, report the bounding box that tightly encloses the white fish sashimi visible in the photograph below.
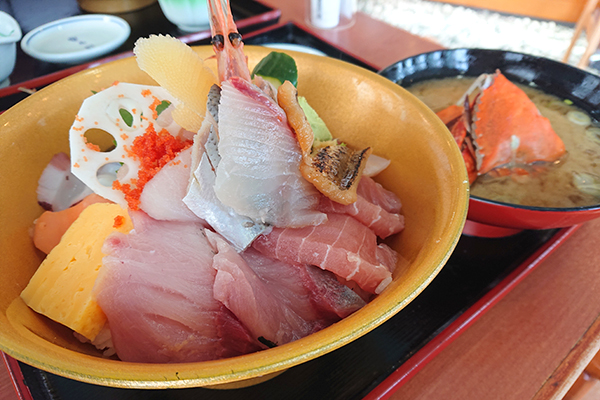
[183,116,268,251]
[184,151,268,251]
[139,147,206,223]
[214,77,326,228]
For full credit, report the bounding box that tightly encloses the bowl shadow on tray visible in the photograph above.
[379,48,600,232]
[0,45,469,389]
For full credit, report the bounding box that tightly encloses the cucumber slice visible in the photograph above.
[252,51,298,88]
[298,96,333,142]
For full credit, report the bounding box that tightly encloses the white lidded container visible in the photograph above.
[0,11,22,85]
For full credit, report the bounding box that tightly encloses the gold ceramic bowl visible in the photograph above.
[0,46,469,388]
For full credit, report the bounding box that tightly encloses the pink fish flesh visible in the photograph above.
[252,214,397,294]
[214,77,326,228]
[318,176,404,238]
[208,231,365,346]
[357,176,402,214]
[139,147,207,223]
[37,152,93,211]
[94,212,260,363]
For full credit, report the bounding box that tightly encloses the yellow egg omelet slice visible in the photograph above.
[21,203,132,341]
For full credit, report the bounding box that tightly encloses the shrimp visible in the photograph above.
[208,0,251,83]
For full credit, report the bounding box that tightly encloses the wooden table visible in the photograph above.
[257,0,443,71]
[2,1,598,400]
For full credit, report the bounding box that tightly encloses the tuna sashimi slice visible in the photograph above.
[241,246,366,322]
[318,177,404,239]
[357,176,402,213]
[139,147,206,223]
[208,231,365,346]
[95,212,260,363]
[252,214,397,294]
[214,77,326,228]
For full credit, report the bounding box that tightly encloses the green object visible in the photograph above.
[298,97,333,142]
[119,108,133,127]
[155,100,172,117]
[252,51,298,88]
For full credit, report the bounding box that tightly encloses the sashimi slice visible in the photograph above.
[208,232,365,346]
[183,121,268,251]
[241,249,367,319]
[318,177,404,239]
[357,176,402,214]
[214,77,326,228]
[33,194,112,254]
[318,196,403,239]
[37,152,93,212]
[252,214,396,294]
[139,147,205,223]
[95,212,260,363]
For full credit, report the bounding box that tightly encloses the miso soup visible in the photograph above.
[407,77,600,208]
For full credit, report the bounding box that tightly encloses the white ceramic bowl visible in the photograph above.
[20,14,130,64]
[0,11,22,84]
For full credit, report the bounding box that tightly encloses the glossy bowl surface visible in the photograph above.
[379,48,600,230]
[0,45,468,388]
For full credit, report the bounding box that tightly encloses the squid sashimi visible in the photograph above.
[139,147,206,223]
[94,212,260,363]
[318,176,404,239]
[253,214,397,295]
[214,77,326,228]
[208,231,365,346]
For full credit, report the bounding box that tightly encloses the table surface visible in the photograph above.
[2,1,597,400]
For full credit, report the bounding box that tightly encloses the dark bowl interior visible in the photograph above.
[379,48,600,230]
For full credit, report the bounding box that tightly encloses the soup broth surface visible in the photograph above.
[407,77,600,208]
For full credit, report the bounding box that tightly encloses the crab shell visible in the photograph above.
[470,71,566,176]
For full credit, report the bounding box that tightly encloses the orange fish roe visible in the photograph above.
[113,215,126,228]
[149,96,162,120]
[112,123,192,210]
[86,142,101,151]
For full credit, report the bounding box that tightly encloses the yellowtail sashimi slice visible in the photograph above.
[134,35,218,132]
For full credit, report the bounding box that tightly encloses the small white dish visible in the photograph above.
[0,11,22,82]
[21,14,130,64]
[262,43,327,57]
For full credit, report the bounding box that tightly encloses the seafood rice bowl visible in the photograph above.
[0,1,468,389]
